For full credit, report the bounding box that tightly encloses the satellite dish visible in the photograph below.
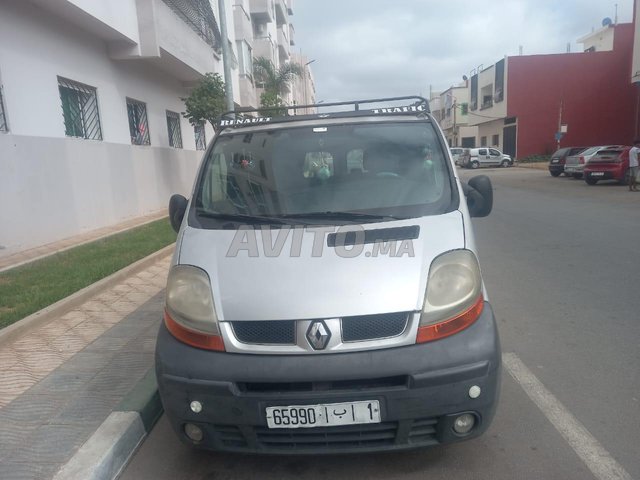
[602,17,613,27]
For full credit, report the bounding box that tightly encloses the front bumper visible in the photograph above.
[156,303,501,454]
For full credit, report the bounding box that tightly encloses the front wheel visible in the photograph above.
[550,170,561,177]
[501,160,510,168]
[572,173,582,179]
[585,177,598,185]
[471,161,480,169]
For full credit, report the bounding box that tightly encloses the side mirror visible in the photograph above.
[463,175,493,218]
[169,194,188,233]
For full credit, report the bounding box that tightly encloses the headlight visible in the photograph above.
[417,250,484,343]
[164,265,224,351]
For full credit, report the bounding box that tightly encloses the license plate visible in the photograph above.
[265,400,381,429]
[551,159,559,163]
[591,172,605,176]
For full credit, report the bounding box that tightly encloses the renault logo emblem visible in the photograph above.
[306,320,331,350]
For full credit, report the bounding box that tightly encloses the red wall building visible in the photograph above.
[507,23,637,158]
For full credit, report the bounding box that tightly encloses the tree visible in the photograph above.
[253,57,303,115]
[182,73,226,130]
[258,91,288,117]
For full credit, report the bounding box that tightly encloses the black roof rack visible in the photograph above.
[218,95,431,128]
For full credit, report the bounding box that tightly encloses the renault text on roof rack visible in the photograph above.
[158,96,501,454]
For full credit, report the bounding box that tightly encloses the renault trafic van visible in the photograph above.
[157,96,501,454]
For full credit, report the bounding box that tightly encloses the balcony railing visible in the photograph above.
[161,0,221,53]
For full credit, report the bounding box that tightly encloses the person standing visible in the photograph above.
[629,139,640,192]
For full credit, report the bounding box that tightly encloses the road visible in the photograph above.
[122,168,640,480]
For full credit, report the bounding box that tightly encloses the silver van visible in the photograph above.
[157,97,501,454]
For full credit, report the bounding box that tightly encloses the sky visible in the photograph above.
[292,0,635,103]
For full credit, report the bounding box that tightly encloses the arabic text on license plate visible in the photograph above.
[591,172,605,176]
[266,400,381,429]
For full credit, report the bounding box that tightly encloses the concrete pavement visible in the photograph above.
[0,251,170,479]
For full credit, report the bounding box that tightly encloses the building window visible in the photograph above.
[492,134,500,146]
[460,103,468,116]
[126,98,150,145]
[166,111,182,148]
[58,76,102,140]
[481,136,487,147]
[194,121,206,150]
[237,40,253,77]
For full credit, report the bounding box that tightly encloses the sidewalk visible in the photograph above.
[0,250,171,479]
[0,210,167,273]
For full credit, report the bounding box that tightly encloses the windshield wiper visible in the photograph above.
[279,211,407,222]
[196,210,290,225]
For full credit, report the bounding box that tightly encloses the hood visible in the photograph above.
[177,211,466,321]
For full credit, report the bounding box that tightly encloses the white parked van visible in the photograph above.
[460,148,512,169]
[157,97,501,454]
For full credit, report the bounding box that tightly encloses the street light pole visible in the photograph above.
[217,0,235,112]
[304,59,315,114]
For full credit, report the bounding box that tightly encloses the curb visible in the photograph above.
[0,244,175,348]
[0,212,168,274]
[53,368,163,480]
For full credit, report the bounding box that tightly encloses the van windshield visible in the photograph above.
[191,122,455,226]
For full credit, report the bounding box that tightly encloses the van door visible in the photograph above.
[488,149,502,166]
[478,148,489,166]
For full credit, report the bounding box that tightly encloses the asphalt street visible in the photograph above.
[122,167,640,480]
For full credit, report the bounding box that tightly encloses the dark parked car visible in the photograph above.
[548,147,586,177]
[583,147,632,185]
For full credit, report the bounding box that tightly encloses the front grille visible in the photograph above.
[238,375,409,393]
[254,422,399,449]
[207,416,439,452]
[231,321,296,345]
[342,312,409,342]
[212,425,248,448]
[408,417,439,444]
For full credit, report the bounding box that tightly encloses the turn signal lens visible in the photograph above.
[164,310,225,351]
[417,295,484,343]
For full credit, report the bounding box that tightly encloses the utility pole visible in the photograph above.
[557,98,564,150]
[217,0,235,112]
[453,98,457,147]
[304,59,316,114]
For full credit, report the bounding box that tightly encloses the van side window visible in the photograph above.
[489,149,501,156]
[479,149,487,156]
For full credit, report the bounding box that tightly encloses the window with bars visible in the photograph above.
[166,111,183,148]
[58,77,102,140]
[0,86,7,132]
[194,121,206,150]
[127,98,150,145]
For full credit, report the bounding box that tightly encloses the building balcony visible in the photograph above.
[286,0,294,15]
[277,26,290,61]
[249,0,273,23]
[233,3,253,45]
[239,75,258,109]
[275,0,287,25]
[253,35,277,65]
[289,23,295,46]
[108,0,221,83]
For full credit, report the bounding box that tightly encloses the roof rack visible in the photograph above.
[219,95,430,123]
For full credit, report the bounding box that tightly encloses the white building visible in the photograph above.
[438,84,478,148]
[291,53,317,114]
[0,0,313,257]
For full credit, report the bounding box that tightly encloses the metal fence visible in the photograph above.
[127,98,151,145]
[57,76,102,140]
[161,0,222,53]
[166,111,183,148]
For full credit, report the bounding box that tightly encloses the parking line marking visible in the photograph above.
[502,353,632,480]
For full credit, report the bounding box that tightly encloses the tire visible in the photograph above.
[572,173,582,179]
[585,177,598,185]
[550,170,561,177]
[471,161,480,169]
[501,160,510,168]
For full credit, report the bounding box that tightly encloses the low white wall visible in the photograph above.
[0,134,202,255]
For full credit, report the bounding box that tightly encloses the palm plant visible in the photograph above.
[253,57,303,108]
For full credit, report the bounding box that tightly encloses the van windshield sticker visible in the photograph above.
[220,117,272,127]
[371,104,426,115]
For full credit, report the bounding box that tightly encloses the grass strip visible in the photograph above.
[0,218,175,329]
